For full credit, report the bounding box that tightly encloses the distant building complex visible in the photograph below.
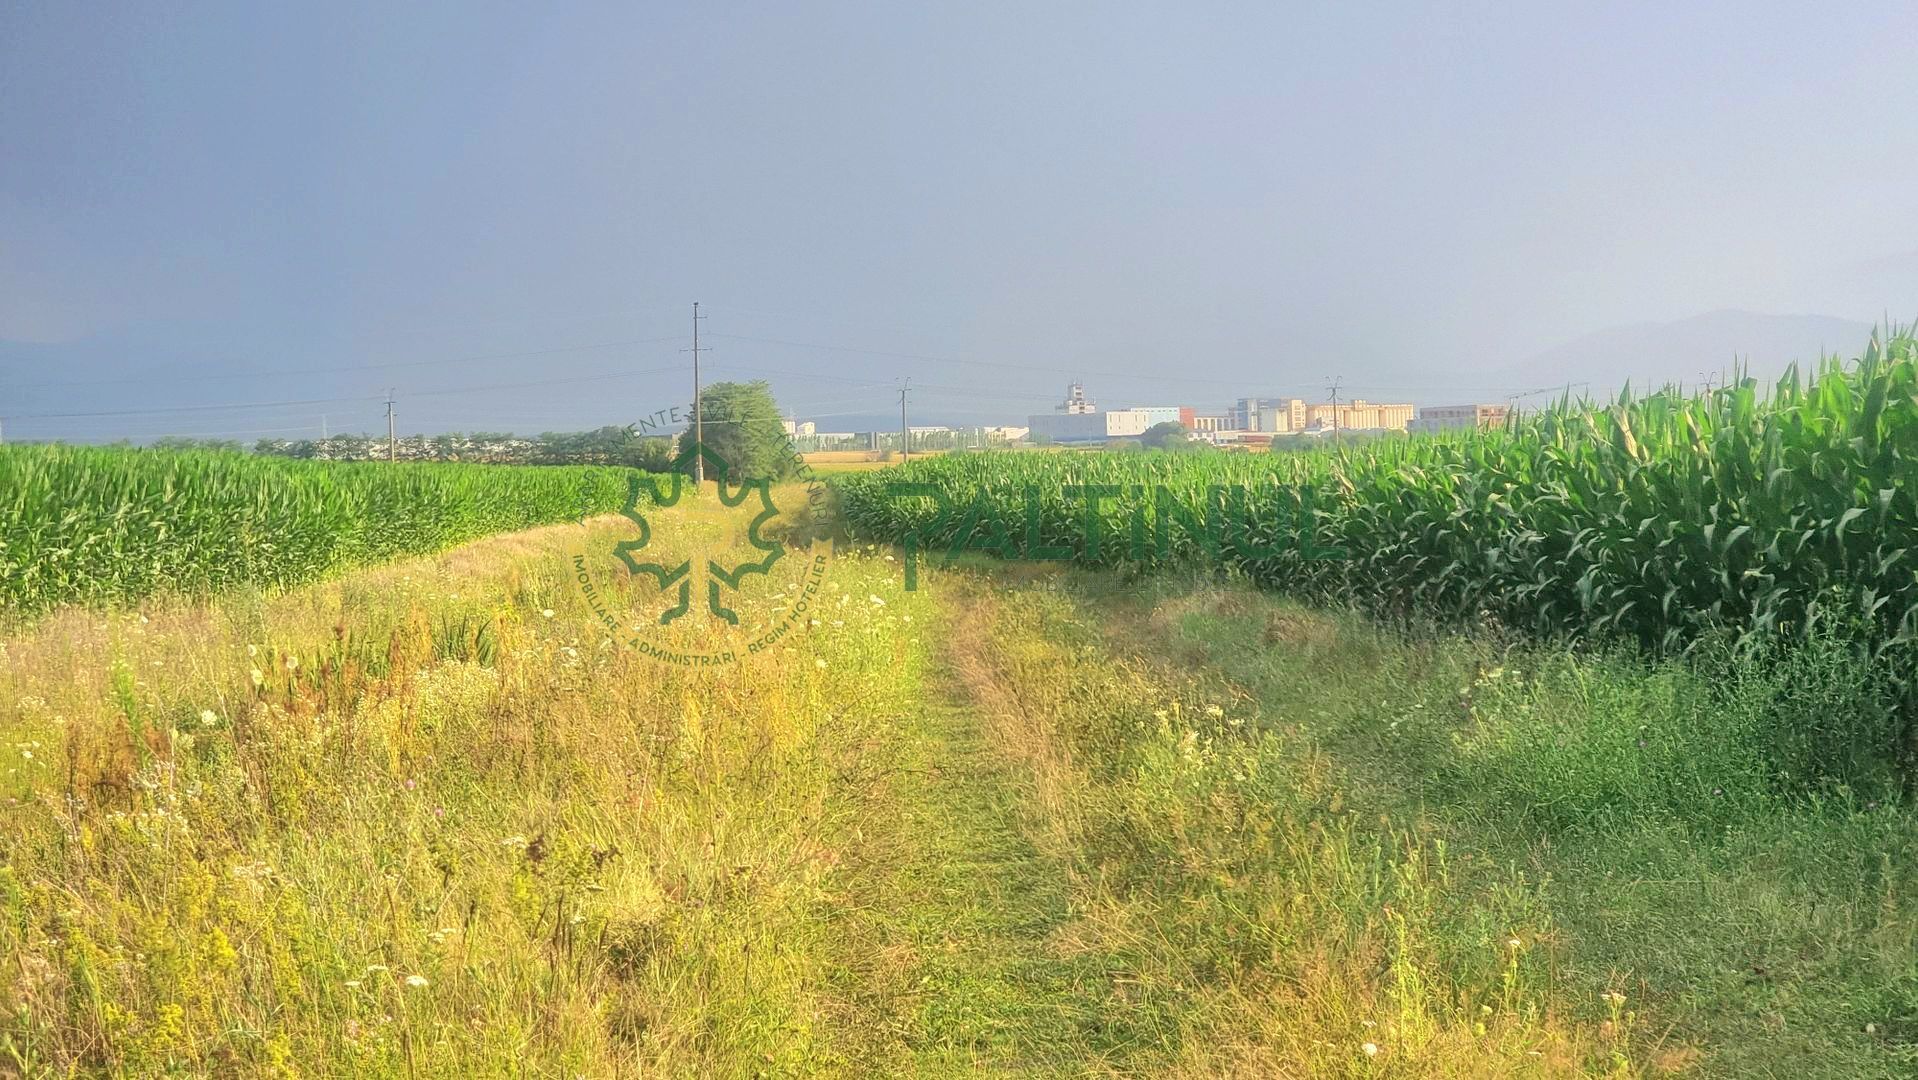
[1027,387,1193,442]
[1408,403,1511,432]
[1234,397,1416,434]
[776,382,1512,452]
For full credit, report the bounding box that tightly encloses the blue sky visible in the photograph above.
[3,2,1916,440]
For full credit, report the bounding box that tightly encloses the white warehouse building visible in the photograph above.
[1026,406,1185,442]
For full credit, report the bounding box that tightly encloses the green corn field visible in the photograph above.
[837,328,1918,662]
[0,446,636,615]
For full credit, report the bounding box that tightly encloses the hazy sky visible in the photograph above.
[3,2,1916,441]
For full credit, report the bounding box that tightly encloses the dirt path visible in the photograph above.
[832,579,1169,1076]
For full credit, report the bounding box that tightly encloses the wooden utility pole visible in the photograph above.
[691,302,705,483]
[385,390,397,462]
[899,378,911,460]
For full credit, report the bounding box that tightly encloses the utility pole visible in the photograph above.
[690,301,706,484]
[899,378,911,460]
[1326,377,1343,436]
[321,413,328,440]
[385,390,397,462]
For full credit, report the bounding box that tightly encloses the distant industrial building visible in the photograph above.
[1027,410,1164,441]
[1105,406,1184,437]
[1408,403,1511,432]
[1026,385,1194,442]
[1018,384,1430,443]
[1246,398,1415,433]
[1229,397,1291,431]
[1254,399,1306,433]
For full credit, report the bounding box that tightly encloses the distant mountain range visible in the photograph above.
[1499,310,1878,397]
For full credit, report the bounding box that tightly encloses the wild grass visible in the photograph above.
[0,503,930,1075]
[926,568,1650,1076]
[1096,572,1918,1077]
[5,477,1914,1076]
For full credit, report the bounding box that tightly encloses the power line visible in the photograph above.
[155,422,336,439]
[14,365,684,421]
[704,361,1061,403]
[689,303,706,483]
[6,335,687,392]
[19,392,387,421]
[705,331,1570,396]
[404,365,681,400]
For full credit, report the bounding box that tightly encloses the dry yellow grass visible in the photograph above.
[0,503,931,1075]
[19,492,1879,1075]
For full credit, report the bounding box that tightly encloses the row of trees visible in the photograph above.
[250,428,678,468]
[148,384,1226,477]
[239,381,806,478]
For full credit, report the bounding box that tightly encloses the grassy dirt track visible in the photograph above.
[3,493,1914,1076]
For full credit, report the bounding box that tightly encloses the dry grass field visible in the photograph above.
[2,483,1913,1077]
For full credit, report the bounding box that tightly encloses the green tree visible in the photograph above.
[682,380,796,479]
[1139,421,1190,449]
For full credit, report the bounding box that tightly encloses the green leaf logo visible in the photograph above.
[612,442,786,625]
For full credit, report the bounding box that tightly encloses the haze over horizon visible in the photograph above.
[3,3,1916,441]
